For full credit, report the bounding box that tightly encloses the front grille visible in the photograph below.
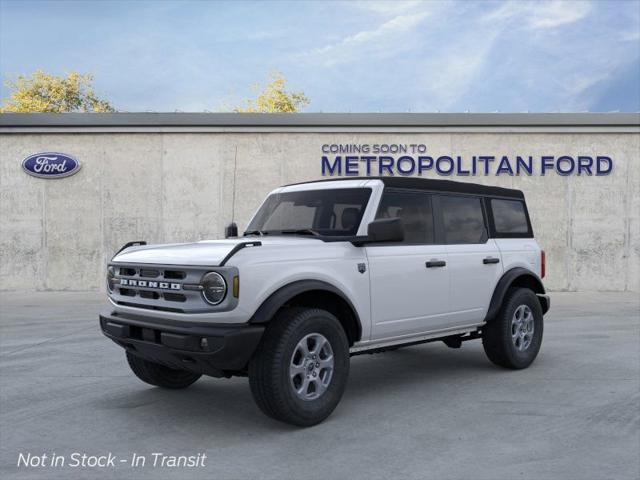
[108,263,237,314]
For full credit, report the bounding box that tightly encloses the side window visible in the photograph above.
[375,190,434,244]
[491,199,529,234]
[440,195,486,244]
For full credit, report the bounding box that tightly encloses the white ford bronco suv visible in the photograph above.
[101,177,549,426]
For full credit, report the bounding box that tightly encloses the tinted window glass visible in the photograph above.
[247,188,371,236]
[491,199,529,234]
[263,202,315,230]
[440,195,486,244]
[376,191,434,244]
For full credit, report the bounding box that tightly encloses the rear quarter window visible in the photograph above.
[490,199,531,235]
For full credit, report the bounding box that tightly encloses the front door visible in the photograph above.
[366,189,451,341]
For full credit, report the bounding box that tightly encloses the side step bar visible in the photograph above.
[350,324,484,355]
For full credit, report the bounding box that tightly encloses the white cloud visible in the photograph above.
[481,1,524,23]
[299,10,430,66]
[351,0,428,16]
[329,13,426,47]
[620,30,640,42]
[416,29,501,109]
[411,0,592,110]
[529,1,592,29]
[566,72,611,97]
[483,0,592,30]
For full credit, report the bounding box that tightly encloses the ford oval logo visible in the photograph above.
[21,152,81,179]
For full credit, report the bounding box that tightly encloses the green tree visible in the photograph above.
[235,72,309,113]
[1,70,115,113]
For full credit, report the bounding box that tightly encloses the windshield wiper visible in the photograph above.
[279,228,321,237]
[244,230,268,236]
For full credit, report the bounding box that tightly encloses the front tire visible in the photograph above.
[482,288,544,369]
[248,307,350,427]
[126,352,202,389]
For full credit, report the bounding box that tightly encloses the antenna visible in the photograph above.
[231,146,238,223]
[225,146,240,238]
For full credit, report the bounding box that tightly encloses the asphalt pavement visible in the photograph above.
[1,291,638,480]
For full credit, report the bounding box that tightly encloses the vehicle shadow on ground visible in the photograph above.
[344,344,508,398]
[95,343,498,433]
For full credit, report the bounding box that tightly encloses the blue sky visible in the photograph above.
[1,0,638,112]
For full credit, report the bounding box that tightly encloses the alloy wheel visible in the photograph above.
[511,304,534,351]
[289,333,334,400]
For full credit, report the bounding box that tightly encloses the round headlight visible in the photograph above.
[201,272,227,305]
[106,266,116,293]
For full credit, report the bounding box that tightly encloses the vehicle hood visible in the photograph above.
[111,237,324,266]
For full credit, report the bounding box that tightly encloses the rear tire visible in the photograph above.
[249,307,350,427]
[126,352,201,389]
[482,288,543,369]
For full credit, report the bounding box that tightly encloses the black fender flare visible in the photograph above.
[248,280,362,341]
[484,268,549,323]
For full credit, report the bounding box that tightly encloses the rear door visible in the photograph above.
[436,194,503,326]
[366,189,451,340]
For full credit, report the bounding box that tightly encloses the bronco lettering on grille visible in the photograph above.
[120,278,181,290]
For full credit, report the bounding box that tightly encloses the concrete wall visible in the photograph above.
[1,130,638,292]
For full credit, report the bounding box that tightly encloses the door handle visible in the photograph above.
[426,260,446,268]
[483,257,500,264]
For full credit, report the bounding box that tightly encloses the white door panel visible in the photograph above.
[494,238,541,276]
[446,239,503,324]
[367,245,451,340]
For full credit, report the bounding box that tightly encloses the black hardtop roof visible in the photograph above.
[285,177,524,199]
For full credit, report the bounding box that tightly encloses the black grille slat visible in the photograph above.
[139,290,160,300]
[140,269,160,278]
[163,293,186,303]
[164,270,186,280]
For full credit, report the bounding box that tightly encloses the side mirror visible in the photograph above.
[352,218,404,245]
[225,222,238,238]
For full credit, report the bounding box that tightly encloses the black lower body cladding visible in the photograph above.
[99,310,264,377]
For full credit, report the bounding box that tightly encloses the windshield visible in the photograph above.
[246,188,372,237]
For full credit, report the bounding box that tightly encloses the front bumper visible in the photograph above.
[99,309,264,377]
